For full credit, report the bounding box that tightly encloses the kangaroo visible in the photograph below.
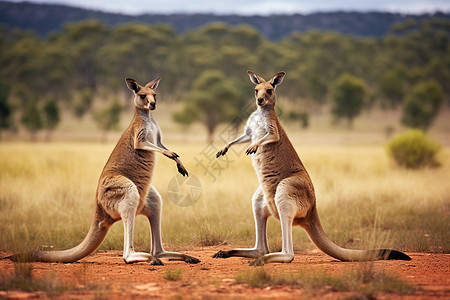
[213,71,411,266]
[6,77,200,265]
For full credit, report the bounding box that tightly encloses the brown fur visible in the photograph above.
[7,78,200,265]
[213,71,410,265]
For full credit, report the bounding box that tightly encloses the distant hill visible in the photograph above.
[0,1,449,39]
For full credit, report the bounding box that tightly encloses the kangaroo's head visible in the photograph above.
[125,77,161,111]
[247,71,285,108]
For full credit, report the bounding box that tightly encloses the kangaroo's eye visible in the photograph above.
[267,89,273,95]
[254,89,258,95]
[139,94,146,100]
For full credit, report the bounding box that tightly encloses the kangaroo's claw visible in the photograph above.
[177,163,189,177]
[212,250,230,259]
[216,147,229,158]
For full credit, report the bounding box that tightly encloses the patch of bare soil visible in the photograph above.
[0,247,449,299]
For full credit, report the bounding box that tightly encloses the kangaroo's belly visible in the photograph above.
[251,144,284,219]
[251,137,308,219]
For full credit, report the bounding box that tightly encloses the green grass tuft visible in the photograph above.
[235,268,273,288]
[163,269,183,281]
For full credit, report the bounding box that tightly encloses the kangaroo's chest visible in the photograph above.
[144,119,158,144]
[248,113,268,143]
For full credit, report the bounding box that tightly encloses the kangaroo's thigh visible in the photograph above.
[275,176,314,219]
[97,175,141,220]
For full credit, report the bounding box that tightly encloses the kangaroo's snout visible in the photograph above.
[257,98,264,105]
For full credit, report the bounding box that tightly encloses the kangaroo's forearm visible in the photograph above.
[134,140,166,154]
[134,128,166,154]
[228,133,251,147]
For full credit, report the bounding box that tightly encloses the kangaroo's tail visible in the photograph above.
[5,205,114,263]
[303,206,411,261]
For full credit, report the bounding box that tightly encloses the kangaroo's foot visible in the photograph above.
[212,250,231,259]
[123,251,163,265]
[155,251,201,264]
[213,248,268,259]
[249,252,294,266]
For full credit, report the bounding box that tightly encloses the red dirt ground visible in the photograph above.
[0,247,449,299]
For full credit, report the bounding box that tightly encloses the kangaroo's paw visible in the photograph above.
[216,146,229,157]
[164,150,179,159]
[212,250,231,259]
[176,163,189,177]
[246,144,259,155]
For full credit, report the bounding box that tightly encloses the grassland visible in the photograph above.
[0,139,448,255]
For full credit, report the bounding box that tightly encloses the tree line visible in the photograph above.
[2,1,448,39]
[0,17,448,141]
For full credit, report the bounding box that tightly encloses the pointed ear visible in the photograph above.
[270,72,286,88]
[145,77,161,90]
[125,78,140,93]
[247,70,265,85]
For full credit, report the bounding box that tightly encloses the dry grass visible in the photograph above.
[0,141,449,255]
[0,263,66,296]
[235,263,414,297]
[163,269,183,281]
[0,262,110,296]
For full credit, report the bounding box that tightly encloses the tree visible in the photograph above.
[42,97,60,141]
[93,99,123,142]
[174,70,239,142]
[57,20,109,92]
[100,23,177,99]
[378,68,405,109]
[284,110,309,129]
[331,73,368,128]
[0,83,13,139]
[21,99,43,141]
[401,80,443,131]
[73,88,93,119]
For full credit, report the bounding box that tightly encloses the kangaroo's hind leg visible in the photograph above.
[140,185,200,264]
[101,176,162,265]
[213,186,270,259]
[250,177,307,266]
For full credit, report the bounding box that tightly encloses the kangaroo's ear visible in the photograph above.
[125,78,140,93]
[145,77,161,90]
[270,72,286,88]
[247,70,265,85]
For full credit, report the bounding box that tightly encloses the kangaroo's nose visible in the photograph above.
[150,102,156,109]
[257,98,264,104]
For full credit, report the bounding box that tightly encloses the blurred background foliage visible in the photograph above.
[0,12,449,141]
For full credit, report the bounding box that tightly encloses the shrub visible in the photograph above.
[387,130,441,169]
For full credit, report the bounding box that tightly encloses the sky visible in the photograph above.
[7,0,450,15]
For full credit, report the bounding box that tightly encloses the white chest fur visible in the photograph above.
[247,111,268,143]
[144,117,158,144]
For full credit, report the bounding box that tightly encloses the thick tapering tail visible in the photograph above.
[303,206,411,262]
[6,206,114,263]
